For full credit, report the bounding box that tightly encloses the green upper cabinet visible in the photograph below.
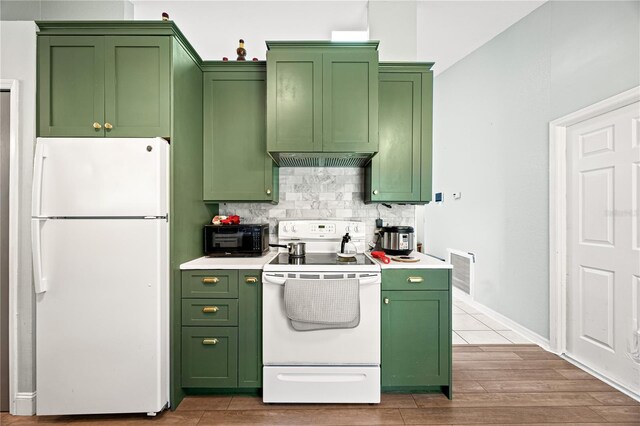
[266,42,379,159]
[202,62,278,203]
[37,23,173,138]
[365,63,434,204]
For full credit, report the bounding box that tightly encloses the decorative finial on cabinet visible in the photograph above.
[237,39,247,61]
[161,12,169,21]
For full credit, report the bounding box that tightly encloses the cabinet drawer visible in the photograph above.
[382,269,449,291]
[182,299,238,326]
[181,327,238,388]
[182,270,238,298]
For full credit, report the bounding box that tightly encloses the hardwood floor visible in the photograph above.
[2,345,638,425]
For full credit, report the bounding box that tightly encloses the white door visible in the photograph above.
[33,218,168,415]
[567,101,640,394]
[32,138,168,217]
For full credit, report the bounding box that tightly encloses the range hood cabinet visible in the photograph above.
[266,41,379,167]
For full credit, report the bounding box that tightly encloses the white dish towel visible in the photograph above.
[284,278,360,331]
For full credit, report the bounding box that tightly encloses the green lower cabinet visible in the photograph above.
[181,327,238,388]
[180,269,262,390]
[381,269,452,398]
[238,271,262,388]
[203,63,278,203]
[365,63,434,204]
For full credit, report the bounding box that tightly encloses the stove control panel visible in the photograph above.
[279,220,365,240]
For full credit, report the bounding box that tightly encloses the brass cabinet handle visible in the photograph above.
[245,277,258,284]
[202,277,219,284]
[266,189,272,195]
[104,122,113,130]
[407,276,424,283]
[202,306,219,313]
[202,338,218,345]
[92,122,102,129]
[373,190,379,195]
[383,297,389,304]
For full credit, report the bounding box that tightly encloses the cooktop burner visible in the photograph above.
[270,253,375,266]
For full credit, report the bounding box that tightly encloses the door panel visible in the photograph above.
[579,266,615,350]
[266,52,322,152]
[181,327,238,388]
[104,36,170,138]
[34,138,168,217]
[579,167,614,246]
[38,36,105,137]
[567,101,640,394]
[322,51,378,152]
[36,218,168,414]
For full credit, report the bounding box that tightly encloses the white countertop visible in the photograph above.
[180,251,279,270]
[365,251,453,269]
[181,250,451,270]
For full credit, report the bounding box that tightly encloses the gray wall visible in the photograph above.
[0,1,133,20]
[0,21,38,413]
[1,90,10,412]
[425,1,640,338]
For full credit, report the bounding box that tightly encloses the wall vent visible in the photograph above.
[448,249,474,296]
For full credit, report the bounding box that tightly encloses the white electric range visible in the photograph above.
[262,220,381,403]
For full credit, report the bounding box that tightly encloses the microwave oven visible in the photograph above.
[204,224,269,257]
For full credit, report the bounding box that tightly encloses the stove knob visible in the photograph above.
[291,224,297,233]
[282,224,289,232]
[354,225,360,233]
[345,225,351,232]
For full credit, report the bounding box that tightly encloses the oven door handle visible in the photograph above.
[263,275,380,286]
[263,275,287,285]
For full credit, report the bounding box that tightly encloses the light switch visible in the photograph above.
[452,192,462,200]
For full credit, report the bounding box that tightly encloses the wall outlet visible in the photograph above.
[452,192,462,200]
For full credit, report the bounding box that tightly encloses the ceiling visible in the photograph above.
[416,1,548,75]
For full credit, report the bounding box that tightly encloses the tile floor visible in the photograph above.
[453,297,532,345]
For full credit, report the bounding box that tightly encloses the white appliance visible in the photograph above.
[31,138,169,416]
[262,220,381,403]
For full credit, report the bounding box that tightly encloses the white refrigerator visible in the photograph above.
[31,138,169,415]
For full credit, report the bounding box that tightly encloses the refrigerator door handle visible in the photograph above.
[32,219,47,294]
[32,141,47,217]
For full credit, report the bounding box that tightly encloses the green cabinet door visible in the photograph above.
[381,290,450,387]
[38,34,170,138]
[203,65,278,202]
[322,51,378,153]
[38,36,105,137]
[266,51,323,152]
[104,36,171,138]
[238,270,262,388]
[367,72,421,202]
[181,326,238,388]
[365,63,434,204]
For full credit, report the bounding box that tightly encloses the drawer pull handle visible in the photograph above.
[202,338,219,345]
[202,306,219,313]
[383,297,389,304]
[245,277,258,284]
[202,277,219,284]
[407,276,424,283]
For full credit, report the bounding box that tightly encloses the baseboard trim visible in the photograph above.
[13,392,36,416]
[562,355,640,402]
[452,288,551,350]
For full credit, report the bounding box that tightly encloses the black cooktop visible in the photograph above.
[270,252,375,266]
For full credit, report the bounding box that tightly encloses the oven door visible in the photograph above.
[262,272,380,365]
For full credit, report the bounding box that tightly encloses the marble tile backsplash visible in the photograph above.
[219,167,416,245]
